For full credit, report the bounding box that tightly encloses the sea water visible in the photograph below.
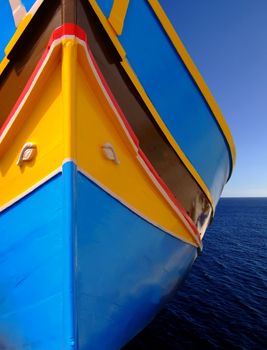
[125,198,267,349]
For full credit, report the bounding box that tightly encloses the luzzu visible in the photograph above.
[0,1,235,349]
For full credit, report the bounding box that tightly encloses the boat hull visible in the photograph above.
[0,1,236,348]
[0,161,197,349]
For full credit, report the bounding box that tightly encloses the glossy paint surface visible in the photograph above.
[96,0,114,17]
[23,0,38,11]
[86,0,235,207]
[77,1,212,234]
[76,169,197,349]
[0,0,61,127]
[0,47,64,209]
[0,1,42,61]
[0,26,200,245]
[0,1,16,60]
[117,0,231,203]
[75,43,198,245]
[0,1,234,211]
[0,162,197,348]
[0,2,235,347]
[0,172,74,349]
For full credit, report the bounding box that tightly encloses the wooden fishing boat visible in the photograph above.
[0,1,235,348]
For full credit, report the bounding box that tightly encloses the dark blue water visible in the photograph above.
[124,198,267,349]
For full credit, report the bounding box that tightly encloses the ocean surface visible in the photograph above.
[124,198,267,350]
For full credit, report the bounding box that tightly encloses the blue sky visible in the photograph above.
[160,0,267,197]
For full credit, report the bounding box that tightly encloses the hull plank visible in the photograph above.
[76,169,197,349]
[0,173,73,349]
[75,51,197,245]
[0,2,16,61]
[0,58,64,210]
[21,0,38,12]
[0,162,196,349]
[88,0,235,204]
[77,0,212,229]
[118,0,231,202]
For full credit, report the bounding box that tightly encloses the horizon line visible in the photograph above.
[221,196,267,199]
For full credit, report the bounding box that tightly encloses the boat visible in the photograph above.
[0,0,235,349]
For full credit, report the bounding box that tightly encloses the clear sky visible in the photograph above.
[160,0,267,197]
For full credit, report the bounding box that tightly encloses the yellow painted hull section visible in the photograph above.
[0,37,196,246]
[0,48,64,210]
[76,48,195,245]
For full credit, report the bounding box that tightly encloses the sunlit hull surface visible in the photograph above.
[0,162,198,348]
[0,1,235,348]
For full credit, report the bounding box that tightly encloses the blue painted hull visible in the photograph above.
[0,172,73,349]
[95,0,232,204]
[0,162,197,349]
